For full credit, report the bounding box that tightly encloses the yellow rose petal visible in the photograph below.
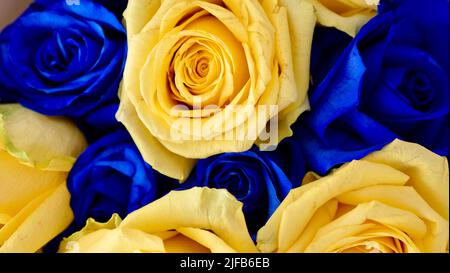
[286,199,338,253]
[0,151,66,216]
[177,227,237,253]
[0,183,73,253]
[276,0,315,141]
[312,0,378,37]
[164,233,211,253]
[0,104,87,172]
[60,215,165,253]
[124,0,163,38]
[365,139,449,220]
[121,188,257,253]
[0,104,87,253]
[258,160,409,252]
[60,188,257,253]
[337,185,449,252]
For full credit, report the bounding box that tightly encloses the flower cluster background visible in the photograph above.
[0,0,448,253]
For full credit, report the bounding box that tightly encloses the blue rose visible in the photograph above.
[67,130,178,227]
[0,0,127,117]
[298,0,449,175]
[180,148,299,234]
[95,0,128,18]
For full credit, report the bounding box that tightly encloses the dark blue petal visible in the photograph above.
[180,148,299,236]
[67,130,178,228]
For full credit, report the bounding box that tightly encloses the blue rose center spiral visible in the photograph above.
[181,151,294,235]
[210,163,253,201]
[35,29,97,85]
[187,157,268,234]
[400,70,435,109]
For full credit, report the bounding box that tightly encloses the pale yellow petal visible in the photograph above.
[177,227,237,253]
[60,188,258,253]
[124,0,162,38]
[307,223,421,253]
[116,91,196,181]
[313,201,428,242]
[305,200,429,253]
[0,104,87,172]
[337,185,449,252]
[0,188,54,248]
[60,214,123,252]
[286,199,338,253]
[66,229,164,253]
[276,0,315,141]
[312,0,377,37]
[164,233,211,253]
[364,140,449,221]
[121,188,257,252]
[0,151,66,216]
[257,160,409,252]
[60,215,165,253]
[0,183,73,253]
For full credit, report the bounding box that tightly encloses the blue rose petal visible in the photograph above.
[67,130,178,228]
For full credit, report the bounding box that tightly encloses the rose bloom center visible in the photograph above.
[166,14,249,109]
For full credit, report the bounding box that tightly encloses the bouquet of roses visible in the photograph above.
[0,0,448,253]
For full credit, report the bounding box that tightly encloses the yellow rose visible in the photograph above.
[117,0,378,181]
[117,0,311,180]
[306,0,378,36]
[0,104,87,253]
[257,140,449,253]
[59,188,257,253]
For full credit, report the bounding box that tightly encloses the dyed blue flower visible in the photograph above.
[180,148,299,234]
[298,0,449,175]
[67,130,178,227]
[0,0,127,117]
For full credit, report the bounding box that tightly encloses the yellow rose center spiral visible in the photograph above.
[166,15,249,109]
